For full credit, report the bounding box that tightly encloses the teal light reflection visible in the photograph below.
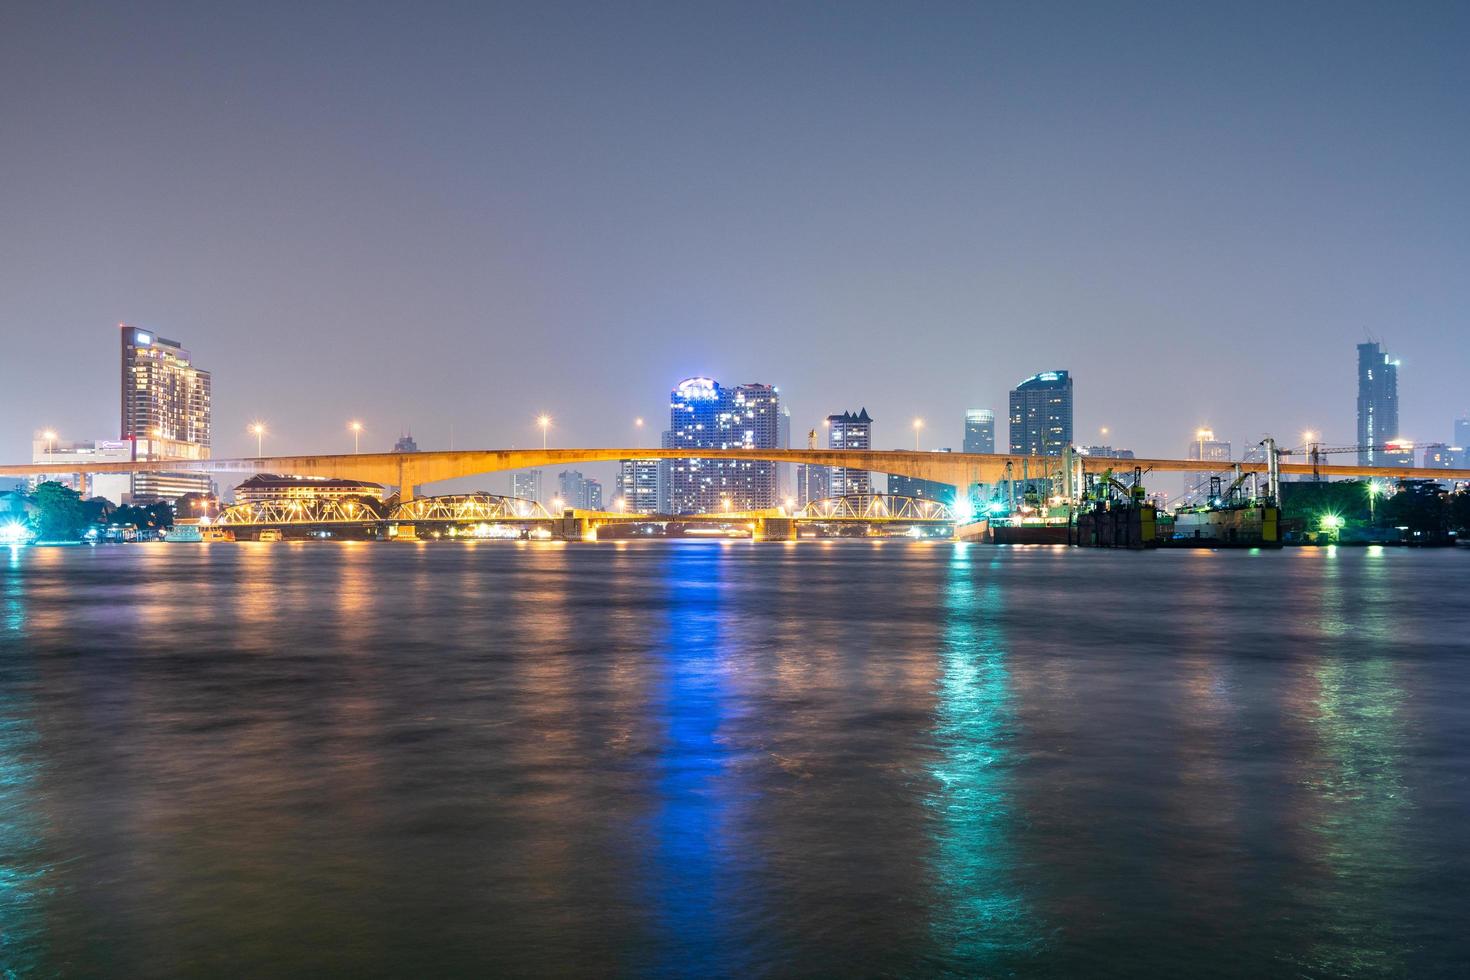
[925,544,1040,968]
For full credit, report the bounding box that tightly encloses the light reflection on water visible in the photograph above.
[0,541,1467,977]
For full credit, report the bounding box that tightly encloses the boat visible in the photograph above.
[163,524,204,543]
[258,529,283,542]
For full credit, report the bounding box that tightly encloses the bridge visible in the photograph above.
[6,446,1468,502]
[209,491,955,541]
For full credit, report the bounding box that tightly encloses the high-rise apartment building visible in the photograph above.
[827,409,872,497]
[1008,372,1073,456]
[510,470,542,504]
[120,325,213,502]
[556,470,604,510]
[1186,428,1232,502]
[1356,342,1399,466]
[616,458,662,513]
[666,377,782,513]
[963,409,995,454]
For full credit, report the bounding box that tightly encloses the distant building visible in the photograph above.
[666,377,782,513]
[963,409,996,454]
[776,405,794,503]
[394,432,420,453]
[1456,417,1469,449]
[1186,429,1232,502]
[556,470,603,510]
[1382,439,1415,468]
[30,437,134,503]
[236,474,385,504]
[1008,372,1073,456]
[889,450,956,504]
[827,409,873,497]
[1356,342,1400,466]
[120,325,213,502]
[616,459,662,513]
[796,462,829,507]
[1421,444,1456,468]
[1078,445,1135,460]
[510,470,542,504]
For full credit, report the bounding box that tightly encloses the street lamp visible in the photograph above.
[349,421,363,453]
[912,417,924,451]
[552,496,565,513]
[41,429,57,457]
[250,422,266,456]
[616,497,627,513]
[537,414,552,450]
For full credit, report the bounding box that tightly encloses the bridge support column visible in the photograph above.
[551,515,596,541]
[754,518,797,541]
[394,473,417,540]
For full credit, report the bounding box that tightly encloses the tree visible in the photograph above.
[29,481,85,541]
[1379,481,1450,542]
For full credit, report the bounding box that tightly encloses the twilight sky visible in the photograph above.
[3,1,1467,479]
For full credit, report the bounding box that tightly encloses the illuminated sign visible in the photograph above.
[135,331,152,345]
[675,377,720,400]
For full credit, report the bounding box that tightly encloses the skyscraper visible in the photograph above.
[1455,417,1469,465]
[666,377,782,513]
[616,458,662,513]
[827,409,872,497]
[1186,428,1232,502]
[1008,372,1073,456]
[963,409,995,454]
[393,432,420,453]
[120,325,212,502]
[510,470,542,504]
[1356,342,1399,466]
[556,470,603,510]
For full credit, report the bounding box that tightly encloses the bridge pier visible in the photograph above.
[754,517,798,541]
[551,515,597,541]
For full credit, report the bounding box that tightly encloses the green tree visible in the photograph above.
[29,481,85,541]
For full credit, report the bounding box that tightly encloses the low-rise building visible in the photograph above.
[235,474,385,504]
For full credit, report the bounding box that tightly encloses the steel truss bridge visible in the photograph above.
[211,491,952,539]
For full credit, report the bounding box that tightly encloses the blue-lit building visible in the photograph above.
[1357,342,1399,466]
[1008,371,1073,456]
[963,409,995,454]
[666,377,782,513]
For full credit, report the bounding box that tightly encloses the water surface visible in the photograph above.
[2,541,1467,977]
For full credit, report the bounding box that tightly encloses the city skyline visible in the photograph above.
[3,4,1467,468]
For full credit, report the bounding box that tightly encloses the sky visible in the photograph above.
[2,1,1468,488]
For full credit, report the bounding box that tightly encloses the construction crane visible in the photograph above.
[1278,442,1413,481]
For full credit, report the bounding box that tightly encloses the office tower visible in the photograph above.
[120,325,213,502]
[827,409,872,496]
[1356,342,1399,466]
[584,478,602,511]
[556,470,604,510]
[1421,444,1455,469]
[1008,371,1073,456]
[964,409,996,454]
[616,458,662,513]
[1186,429,1232,502]
[776,404,793,502]
[510,470,542,504]
[1455,418,1469,466]
[796,463,829,508]
[1382,439,1415,467]
[666,377,782,513]
[394,432,420,452]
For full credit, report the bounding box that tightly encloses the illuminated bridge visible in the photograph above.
[210,492,953,540]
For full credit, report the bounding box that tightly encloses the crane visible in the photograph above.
[1278,441,1413,480]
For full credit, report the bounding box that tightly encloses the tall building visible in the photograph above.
[616,458,662,513]
[120,325,213,502]
[1456,416,1469,448]
[889,450,956,504]
[1008,371,1073,456]
[556,470,603,510]
[796,462,829,507]
[1186,429,1232,502]
[1356,342,1400,466]
[393,432,420,453]
[963,409,996,454]
[827,409,873,497]
[510,470,542,504]
[666,377,782,513]
[776,404,794,503]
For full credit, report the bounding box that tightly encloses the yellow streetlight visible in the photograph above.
[912,417,924,451]
[537,414,552,450]
[41,429,57,457]
[250,422,266,456]
[349,420,364,453]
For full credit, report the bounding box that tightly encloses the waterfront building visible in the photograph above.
[29,437,134,502]
[1186,429,1232,502]
[827,408,873,497]
[235,474,385,505]
[666,377,782,513]
[963,409,996,454]
[394,432,420,453]
[1356,342,1400,466]
[120,325,213,502]
[510,469,542,504]
[616,458,662,513]
[1008,372,1073,456]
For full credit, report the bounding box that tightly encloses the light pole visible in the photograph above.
[537,414,552,450]
[251,423,266,457]
[41,429,57,458]
[634,417,644,446]
[350,421,363,453]
[912,418,924,451]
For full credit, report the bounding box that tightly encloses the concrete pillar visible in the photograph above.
[755,517,797,541]
[395,462,417,540]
